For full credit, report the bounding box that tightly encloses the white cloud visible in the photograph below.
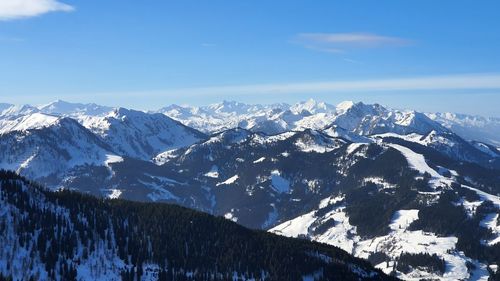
[295,32,411,53]
[154,73,500,96]
[0,0,74,21]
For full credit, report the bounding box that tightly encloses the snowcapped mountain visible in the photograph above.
[159,99,339,134]
[0,103,12,114]
[158,100,287,133]
[0,112,61,134]
[328,101,447,136]
[0,101,207,162]
[427,112,500,146]
[159,99,500,168]
[159,99,449,138]
[1,99,500,280]
[3,99,500,151]
[0,114,121,181]
[78,108,206,160]
[0,104,40,117]
[290,98,336,114]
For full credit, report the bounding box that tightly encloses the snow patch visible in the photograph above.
[204,165,219,178]
[270,170,290,193]
[253,157,266,163]
[107,189,122,199]
[216,175,239,186]
[224,211,238,222]
[363,177,396,190]
[105,154,123,165]
[346,143,364,155]
[389,210,419,231]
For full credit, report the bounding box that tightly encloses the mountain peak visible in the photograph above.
[0,112,63,134]
[0,104,40,117]
[111,107,136,116]
[0,103,14,116]
[336,100,356,113]
[45,99,71,105]
[0,103,14,110]
[208,127,253,144]
[205,100,253,114]
[291,99,333,114]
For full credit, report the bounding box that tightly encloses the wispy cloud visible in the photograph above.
[0,36,24,42]
[302,44,344,54]
[141,73,500,96]
[201,43,216,47]
[0,0,74,21]
[342,58,363,65]
[12,73,499,108]
[295,32,411,53]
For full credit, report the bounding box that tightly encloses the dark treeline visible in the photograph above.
[395,253,446,275]
[0,170,396,281]
[342,147,425,238]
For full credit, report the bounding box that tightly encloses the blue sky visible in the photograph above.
[0,0,499,116]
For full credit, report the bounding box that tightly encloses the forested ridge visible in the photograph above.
[0,170,397,281]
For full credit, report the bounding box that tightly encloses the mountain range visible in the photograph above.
[0,99,499,280]
[159,99,500,146]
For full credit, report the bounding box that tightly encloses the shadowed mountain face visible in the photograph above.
[0,100,499,280]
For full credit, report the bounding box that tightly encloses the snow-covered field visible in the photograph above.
[271,200,491,280]
[271,143,500,281]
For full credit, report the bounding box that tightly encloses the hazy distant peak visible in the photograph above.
[39,100,113,117]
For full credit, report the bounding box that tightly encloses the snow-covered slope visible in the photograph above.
[0,103,13,115]
[0,112,61,134]
[270,141,500,281]
[0,101,206,161]
[0,115,120,180]
[78,108,206,160]
[371,130,500,170]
